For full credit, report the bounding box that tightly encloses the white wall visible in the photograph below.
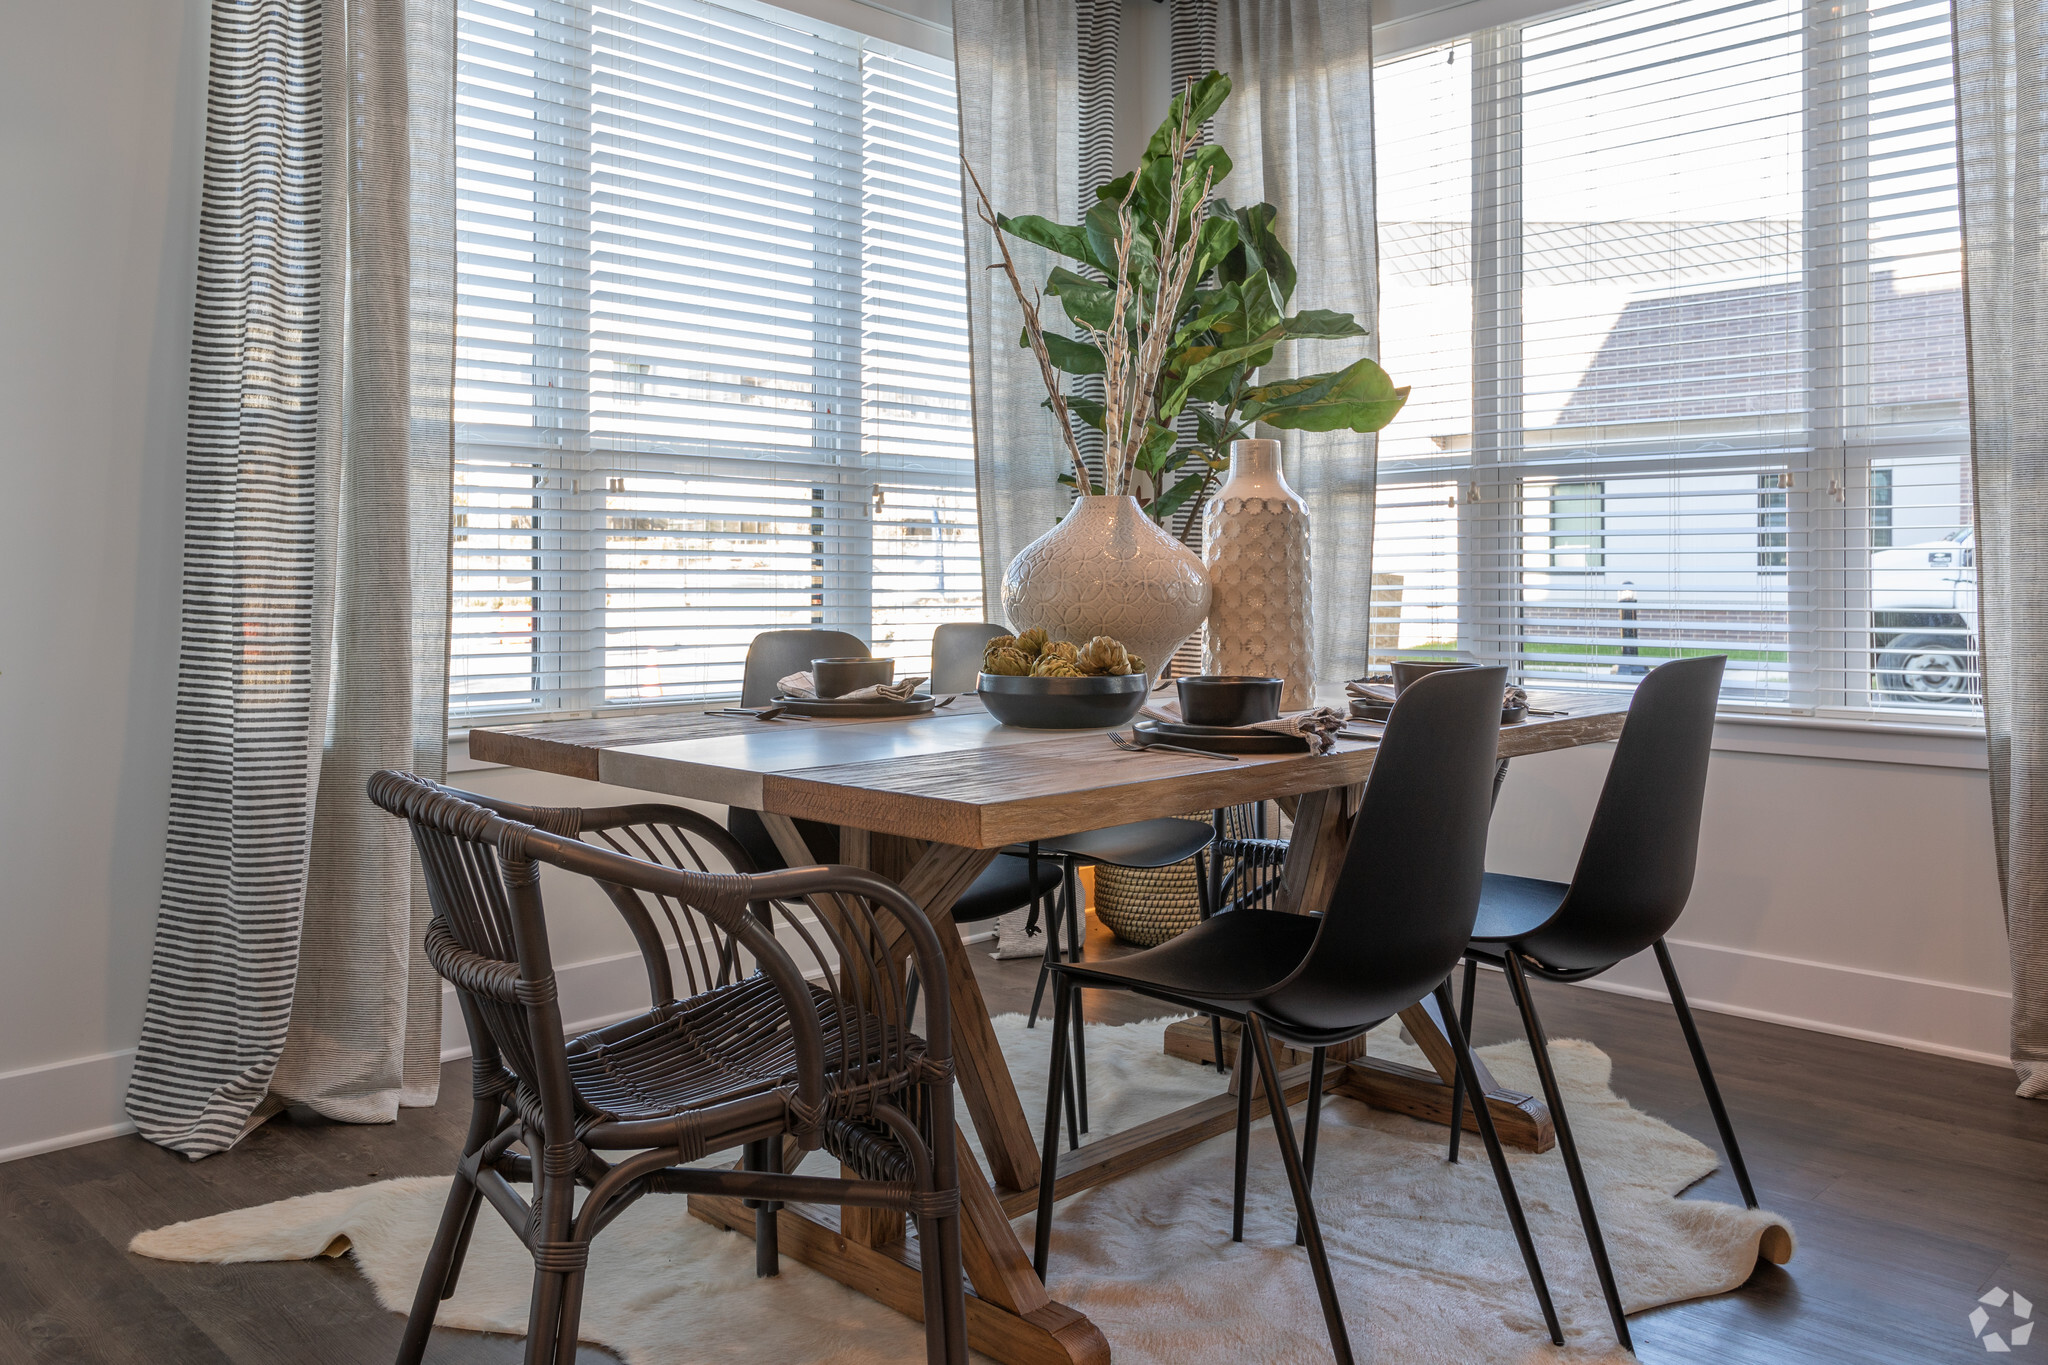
[0,0,208,1157]
[1491,726,2012,1063]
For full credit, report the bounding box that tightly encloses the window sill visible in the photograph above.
[1708,711,1985,770]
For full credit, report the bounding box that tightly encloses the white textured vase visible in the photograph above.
[1204,438,1316,709]
[1001,494,1211,680]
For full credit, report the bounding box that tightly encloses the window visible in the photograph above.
[1544,481,1606,569]
[1372,0,1974,716]
[452,0,978,719]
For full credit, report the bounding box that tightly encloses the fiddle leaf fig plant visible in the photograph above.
[966,70,1409,525]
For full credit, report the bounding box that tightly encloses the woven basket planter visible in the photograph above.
[1092,812,1208,947]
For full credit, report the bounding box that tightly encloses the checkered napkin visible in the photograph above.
[1139,700,1349,755]
[776,671,929,702]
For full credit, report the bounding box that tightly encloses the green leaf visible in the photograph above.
[1241,357,1410,433]
[1189,215,1241,288]
[1280,309,1368,340]
[1133,145,1232,239]
[1133,422,1181,475]
[997,213,1111,273]
[1149,472,1210,524]
[1018,326,1106,376]
[1095,171,1136,206]
[1241,267,1283,340]
[1216,200,1297,308]
[1064,395,1106,431]
[1045,267,1116,332]
[1144,71,1233,164]
[1161,330,1281,416]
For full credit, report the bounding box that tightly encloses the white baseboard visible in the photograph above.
[1574,937,2013,1068]
[4,935,2011,1167]
[0,1048,138,1164]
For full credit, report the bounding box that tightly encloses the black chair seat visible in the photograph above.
[952,852,1064,925]
[1468,872,1568,946]
[1059,908,1318,1011]
[1043,816,1214,869]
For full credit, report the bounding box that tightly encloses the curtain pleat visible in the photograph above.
[1213,0,1380,683]
[1953,0,2048,1097]
[955,0,1080,610]
[127,0,455,1156]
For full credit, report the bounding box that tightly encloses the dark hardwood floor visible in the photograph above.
[4,913,2042,1363]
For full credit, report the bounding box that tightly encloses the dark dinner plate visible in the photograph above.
[1132,719,1309,754]
[1350,697,1529,725]
[772,694,936,718]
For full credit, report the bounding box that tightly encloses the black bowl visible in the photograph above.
[812,656,892,698]
[1177,675,1283,727]
[977,672,1149,729]
[1389,659,1472,695]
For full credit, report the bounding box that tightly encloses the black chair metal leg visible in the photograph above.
[1247,1016,1353,1365]
[1071,993,1090,1136]
[1654,938,1758,1208]
[1026,842,1050,1027]
[1062,1020,1081,1153]
[1231,1025,1257,1242]
[1065,869,1089,1134]
[1503,954,1633,1353]
[1447,956,1479,1163]
[1434,981,1564,1347]
[1294,1045,1327,1247]
[745,1136,781,1276]
[1034,972,1075,1281]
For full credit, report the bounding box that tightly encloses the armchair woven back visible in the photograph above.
[368,771,952,1147]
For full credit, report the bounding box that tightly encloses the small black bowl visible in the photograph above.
[1177,675,1283,727]
[812,656,893,698]
[977,672,1149,729]
[1389,659,1472,695]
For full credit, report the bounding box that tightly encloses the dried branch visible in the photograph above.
[959,156,1094,496]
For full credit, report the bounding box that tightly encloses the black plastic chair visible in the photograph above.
[1445,652,1750,1355]
[929,623,1216,1130]
[930,621,1008,694]
[1035,667,1563,1364]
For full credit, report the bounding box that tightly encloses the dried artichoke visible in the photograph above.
[1126,654,1145,676]
[1076,635,1133,676]
[983,646,1032,676]
[1040,640,1080,666]
[981,634,1018,669]
[1014,627,1050,659]
[1031,656,1083,678]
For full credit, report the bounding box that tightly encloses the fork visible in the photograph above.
[1108,731,1240,762]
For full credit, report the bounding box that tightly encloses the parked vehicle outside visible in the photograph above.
[1870,527,1978,706]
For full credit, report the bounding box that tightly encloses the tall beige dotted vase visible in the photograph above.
[1203,438,1316,709]
[1002,493,1211,681]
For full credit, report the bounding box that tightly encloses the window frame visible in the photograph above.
[1368,0,1976,724]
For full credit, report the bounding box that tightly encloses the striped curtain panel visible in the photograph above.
[1209,0,1382,684]
[955,0,1083,599]
[126,0,455,1156]
[1953,0,2048,1098]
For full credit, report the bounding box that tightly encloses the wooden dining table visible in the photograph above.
[468,685,1629,1365]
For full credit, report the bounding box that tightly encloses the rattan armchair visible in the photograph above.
[368,772,967,1365]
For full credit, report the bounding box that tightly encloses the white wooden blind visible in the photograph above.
[1371,0,1973,717]
[452,0,977,719]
